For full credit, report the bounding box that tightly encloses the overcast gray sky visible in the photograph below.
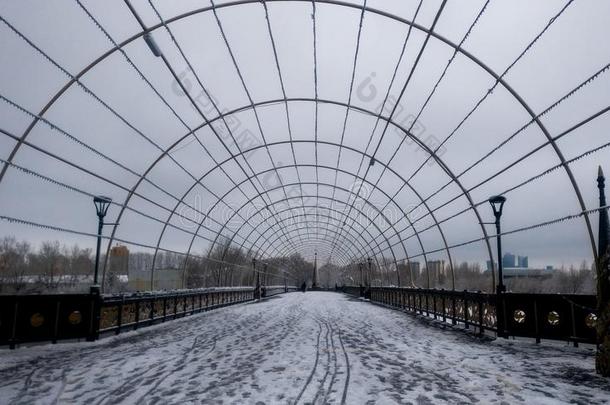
[0,0,609,269]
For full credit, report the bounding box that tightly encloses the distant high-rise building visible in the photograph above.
[109,244,129,275]
[517,255,529,268]
[407,261,420,277]
[502,253,516,268]
[427,260,446,285]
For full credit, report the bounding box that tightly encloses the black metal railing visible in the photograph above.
[0,293,100,348]
[342,286,362,298]
[262,285,299,297]
[98,288,255,335]
[1,287,287,348]
[344,286,598,344]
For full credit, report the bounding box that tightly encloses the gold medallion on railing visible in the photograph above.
[30,313,44,327]
[513,309,526,324]
[547,311,560,326]
[68,310,82,325]
[585,313,597,329]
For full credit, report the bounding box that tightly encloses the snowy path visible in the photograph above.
[1,292,609,404]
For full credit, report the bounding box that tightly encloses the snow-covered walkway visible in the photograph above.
[1,292,609,404]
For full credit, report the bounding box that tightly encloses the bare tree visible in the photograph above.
[0,236,30,292]
[64,245,92,287]
[36,241,63,290]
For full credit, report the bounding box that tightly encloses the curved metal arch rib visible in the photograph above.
[1,0,595,288]
[158,133,460,286]
[205,164,425,272]
[215,177,413,262]
[255,218,373,264]
[261,239,355,271]
[275,243,354,268]
[274,237,400,286]
[137,0,594,268]
[227,201,399,271]
[268,232,362,266]
[109,102,467,287]
[203,173,411,265]
[261,228,393,283]
[192,190,399,276]
[236,195,398,269]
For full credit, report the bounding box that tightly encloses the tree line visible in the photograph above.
[0,235,596,294]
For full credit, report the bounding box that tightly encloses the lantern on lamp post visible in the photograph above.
[489,195,507,338]
[92,196,112,289]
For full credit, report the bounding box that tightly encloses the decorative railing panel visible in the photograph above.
[1,287,265,348]
[343,286,363,297]
[0,294,98,348]
[502,293,596,343]
[359,287,596,344]
[263,286,299,297]
[99,288,256,333]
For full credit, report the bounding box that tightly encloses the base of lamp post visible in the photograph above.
[496,287,507,339]
[87,285,101,342]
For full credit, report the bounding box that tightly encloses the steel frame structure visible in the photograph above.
[1,0,608,292]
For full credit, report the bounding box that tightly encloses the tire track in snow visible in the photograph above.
[135,298,301,403]
[323,320,340,404]
[293,319,324,405]
[337,326,351,405]
[312,318,332,404]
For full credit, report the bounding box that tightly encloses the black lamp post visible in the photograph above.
[358,262,364,296]
[92,196,112,289]
[252,258,260,299]
[367,257,372,286]
[489,195,506,294]
[489,195,507,337]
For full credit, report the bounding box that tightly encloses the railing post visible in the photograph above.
[149,295,155,325]
[452,292,457,325]
[441,290,446,323]
[570,301,578,347]
[117,296,124,334]
[52,300,60,344]
[87,286,101,342]
[496,292,507,338]
[534,299,541,343]
[464,290,469,330]
[9,299,18,349]
[134,299,140,330]
[478,294,484,337]
[425,290,429,316]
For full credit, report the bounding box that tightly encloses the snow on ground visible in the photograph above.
[0,292,609,404]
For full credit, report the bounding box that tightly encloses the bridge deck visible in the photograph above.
[1,292,608,404]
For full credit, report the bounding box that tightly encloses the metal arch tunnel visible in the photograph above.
[0,0,605,296]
